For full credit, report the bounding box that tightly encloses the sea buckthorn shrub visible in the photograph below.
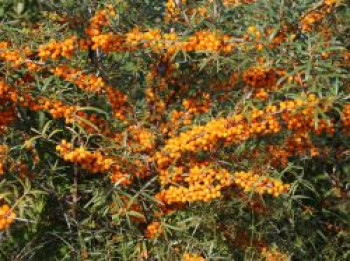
[0,0,349,260]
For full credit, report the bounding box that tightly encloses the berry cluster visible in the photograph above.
[243,66,282,89]
[280,95,335,135]
[145,221,163,239]
[182,31,234,53]
[126,28,178,54]
[33,97,108,133]
[154,107,281,170]
[51,66,105,93]
[300,0,338,32]
[156,166,231,204]
[56,140,113,173]
[0,80,16,101]
[285,132,319,157]
[164,0,186,23]
[233,171,290,197]
[182,92,211,115]
[0,43,37,70]
[341,104,350,135]
[128,126,155,153]
[85,5,116,37]
[56,140,133,185]
[106,86,130,122]
[0,204,16,230]
[33,98,78,123]
[164,0,209,24]
[110,164,132,186]
[91,33,125,53]
[38,36,77,60]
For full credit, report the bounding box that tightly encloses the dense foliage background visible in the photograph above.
[0,0,349,260]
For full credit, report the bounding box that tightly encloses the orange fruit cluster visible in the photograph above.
[154,96,336,199]
[128,126,155,152]
[305,1,339,32]
[1,8,296,71]
[242,66,281,89]
[84,6,123,52]
[56,140,134,185]
[285,132,319,157]
[156,166,231,204]
[85,5,116,37]
[0,204,16,230]
[83,22,293,58]
[280,95,334,135]
[4,92,32,115]
[182,31,234,53]
[0,41,9,49]
[182,253,205,261]
[0,43,37,70]
[106,86,130,122]
[164,0,209,24]
[300,0,338,32]
[1,80,35,109]
[233,171,290,197]
[182,92,211,115]
[0,80,16,101]
[242,25,292,51]
[157,165,185,186]
[84,6,124,52]
[56,140,113,173]
[91,33,125,52]
[38,36,77,60]
[0,48,22,67]
[164,0,186,23]
[266,145,292,168]
[341,103,350,135]
[110,164,132,186]
[126,28,178,55]
[0,145,8,175]
[22,17,291,60]
[154,108,281,170]
[258,130,325,168]
[33,97,108,133]
[254,88,269,100]
[51,66,105,93]
[145,221,163,239]
[125,28,235,55]
[33,97,78,123]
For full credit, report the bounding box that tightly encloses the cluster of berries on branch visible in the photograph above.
[0,204,16,230]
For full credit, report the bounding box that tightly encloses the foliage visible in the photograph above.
[0,0,349,260]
